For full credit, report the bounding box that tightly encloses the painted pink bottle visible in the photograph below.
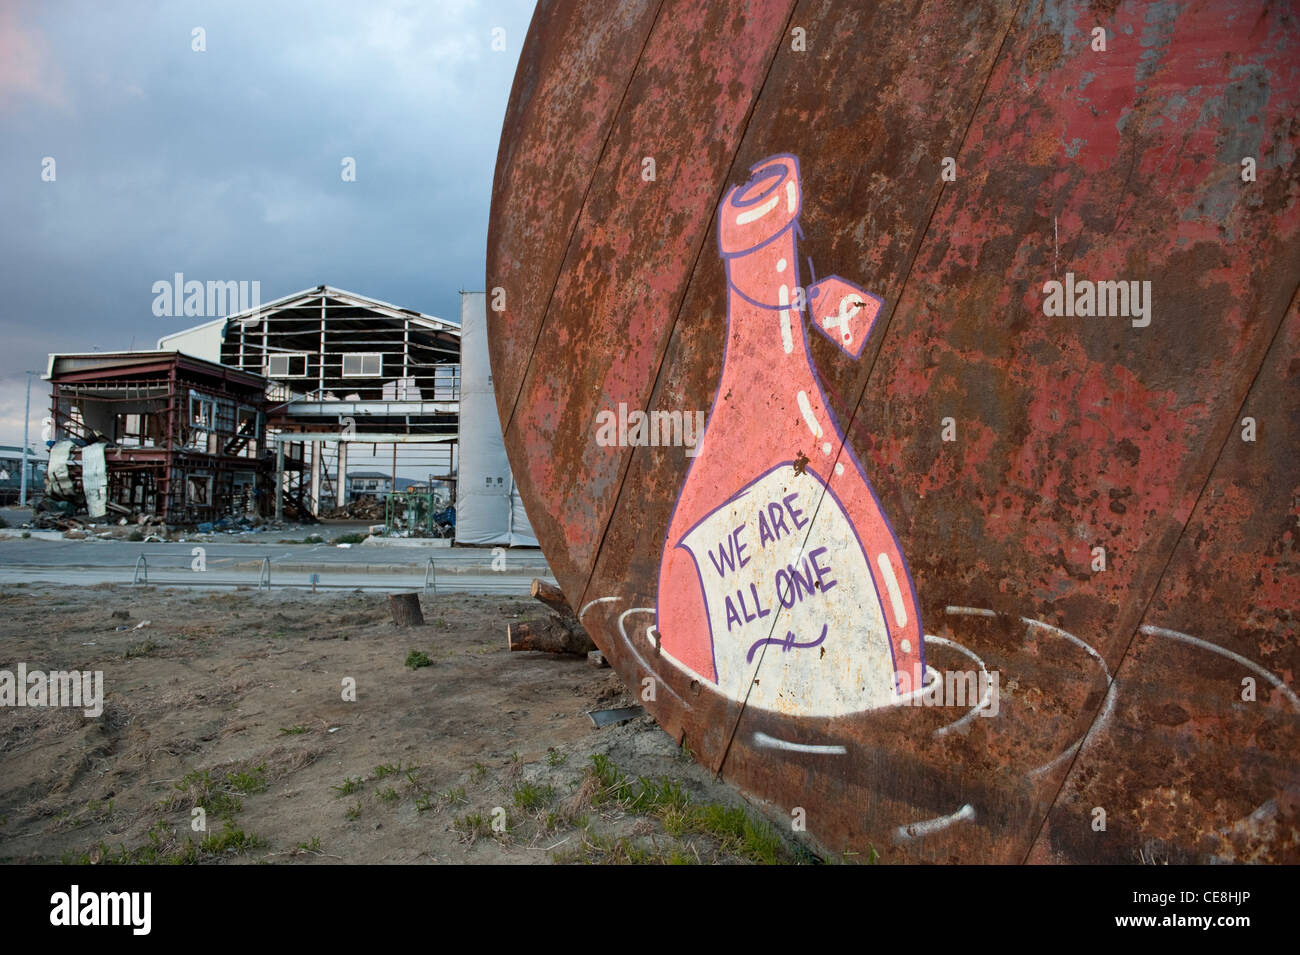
[656,154,925,717]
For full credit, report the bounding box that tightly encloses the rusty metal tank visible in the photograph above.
[486,0,1300,862]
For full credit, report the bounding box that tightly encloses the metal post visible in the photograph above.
[274,438,284,522]
[310,441,322,517]
[337,440,348,505]
[19,371,32,507]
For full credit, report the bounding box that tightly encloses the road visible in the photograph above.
[0,537,555,594]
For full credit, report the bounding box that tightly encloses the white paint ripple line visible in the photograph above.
[1022,616,1111,681]
[894,803,976,842]
[877,553,907,628]
[943,606,1113,774]
[945,605,997,617]
[921,635,991,737]
[617,606,657,643]
[779,284,793,354]
[579,595,619,619]
[616,606,690,711]
[752,731,847,755]
[796,389,822,440]
[1140,624,1300,711]
[735,191,779,225]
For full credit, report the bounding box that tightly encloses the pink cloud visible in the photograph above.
[0,4,68,111]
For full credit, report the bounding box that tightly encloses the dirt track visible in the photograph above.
[0,583,814,864]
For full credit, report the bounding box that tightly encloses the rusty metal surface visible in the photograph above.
[487,0,1300,862]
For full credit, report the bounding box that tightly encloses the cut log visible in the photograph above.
[507,578,598,655]
[388,592,425,627]
[530,579,575,618]
[508,618,596,655]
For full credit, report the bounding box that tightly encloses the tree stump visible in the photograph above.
[388,592,425,627]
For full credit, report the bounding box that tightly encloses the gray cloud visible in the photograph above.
[0,0,536,445]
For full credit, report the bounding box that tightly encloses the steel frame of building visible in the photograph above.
[45,352,268,523]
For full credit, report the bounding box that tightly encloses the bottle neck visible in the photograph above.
[722,228,805,362]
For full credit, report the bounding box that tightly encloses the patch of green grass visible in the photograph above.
[225,763,267,795]
[405,649,432,669]
[588,754,686,814]
[279,724,308,736]
[415,793,434,813]
[62,825,201,866]
[344,800,362,821]
[582,754,796,864]
[161,768,242,818]
[201,821,265,855]
[64,819,269,865]
[511,781,556,810]
[453,811,489,843]
[332,532,368,545]
[372,762,401,779]
[331,776,364,797]
[469,762,488,784]
[376,786,400,804]
[662,803,788,865]
[21,531,31,539]
[292,836,323,855]
[553,832,696,866]
[437,786,468,809]
[546,747,567,767]
[404,767,422,786]
[124,639,159,659]
[303,534,325,544]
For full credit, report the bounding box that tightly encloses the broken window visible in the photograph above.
[186,474,212,505]
[190,393,215,429]
[267,353,309,378]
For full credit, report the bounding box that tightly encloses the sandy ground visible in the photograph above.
[0,583,813,864]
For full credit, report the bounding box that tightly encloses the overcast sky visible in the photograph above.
[0,0,536,449]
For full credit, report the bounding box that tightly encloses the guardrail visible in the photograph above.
[129,553,443,594]
[134,553,271,590]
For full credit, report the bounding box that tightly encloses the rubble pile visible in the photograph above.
[325,497,385,520]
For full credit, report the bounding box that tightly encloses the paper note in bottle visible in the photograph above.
[656,154,924,718]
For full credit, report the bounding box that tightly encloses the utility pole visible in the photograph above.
[19,371,33,507]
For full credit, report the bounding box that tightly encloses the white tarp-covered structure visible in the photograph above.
[455,291,537,547]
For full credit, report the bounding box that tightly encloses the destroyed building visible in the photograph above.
[158,285,464,524]
[43,351,268,523]
[37,286,536,540]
